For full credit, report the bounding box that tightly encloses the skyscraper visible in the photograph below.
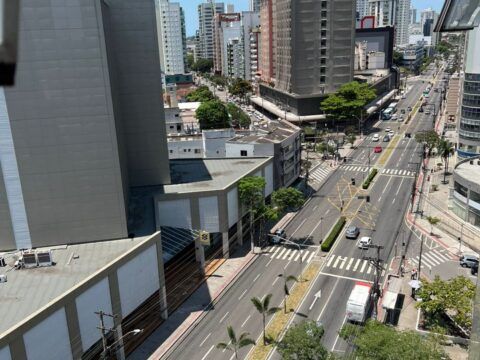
[0,0,171,251]
[356,0,369,20]
[420,7,437,28]
[409,5,417,24]
[250,0,261,12]
[156,0,187,75]
[197,1,225,60]
[258,0,356,115]
[368,0,410,46]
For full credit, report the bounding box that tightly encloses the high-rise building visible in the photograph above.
[409,5,417,24]
[423,18,434,36]
[258,0,356,115]
[242,11,261,80]
[356,0,369,20]
[420,7,437,29]
[0,0,171,251]
[156,0,187,75]
[458,26,480,158]
[197,1,225,60]
[368,0,410,46]
[250,0,261,12]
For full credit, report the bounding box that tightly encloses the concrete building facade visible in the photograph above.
[155,0,187,76]
[197,1,225,60]
[458,26,480,158]
[452,157,480,227]
[0,0,171,251]
[368,0,410,46]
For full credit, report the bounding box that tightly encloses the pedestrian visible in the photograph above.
[411,268,417,280]
[400,264,405,277]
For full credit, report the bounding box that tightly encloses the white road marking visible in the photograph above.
[222,340,231,353]
[366,265,373,274]
[333,256,342,268]
[395,178,405,195]
[352,258,361,271]
[332,316,348,351]
[423,252,441,266]
[338,257,347,269]
[219,312,229,323]
[360,260,368,272]
[199,333,211,347]
[241,314,251,327]
[301,251,309,262]
[201,345,214,360]
[265,257,274,267]
[277,248,287,259]
[272,246,282,256]
[317,279,340,321]
[253,274,260,282]
[392,197,396,204]
[294,252,301,261]
[282,249,293,260]
[345,258,354,270]
[326,255,336,267]
[307,252,316,263]
[238,289,248,300]
[288,250,297,261]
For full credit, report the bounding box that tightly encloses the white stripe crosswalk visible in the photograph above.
[341,165,414,177]
[264,246,317,264]
[412,248,454,270]
[309,166,333,185]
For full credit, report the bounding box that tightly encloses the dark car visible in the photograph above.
[472,263,478,276]
[400,109,406,114]
[346,226,360,239]
[407,106,412,111]
[270,228,286,245]
[383,135,390,142]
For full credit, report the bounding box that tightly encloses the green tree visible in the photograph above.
[316,142,336,155]
[437,139,454,183]
[339,320,448,360]
[211,75,229,87]
[346,133,357,148]
[192,58,213,73]
[426,216,440,235]
[186,53,195,71]
[282,274,298,314]
[415,130,440,156]
[251,294,280,345]
[216,326,255,359]
[320,82,376,130]
[186,86,215,102]
[277,321,329,360]
[393,50,403,66]
[271,188,304,213]
[416,275,475,331]
[257,204,279,247]
[229,78,253,102]
[226,103,251,128]
[196,100,230,130]
[239,176,266,250]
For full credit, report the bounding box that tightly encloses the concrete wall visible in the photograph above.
[225,143,257,157]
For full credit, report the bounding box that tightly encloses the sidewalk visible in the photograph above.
[128,247,256,360]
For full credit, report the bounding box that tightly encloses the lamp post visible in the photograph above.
[101,329,143,359]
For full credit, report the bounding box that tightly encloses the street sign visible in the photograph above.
[199,231,210,246]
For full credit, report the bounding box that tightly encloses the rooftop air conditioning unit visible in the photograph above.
[0,257,6,267]
[22,251,38,269]
[37,250,53,267]
[0,274,7,283]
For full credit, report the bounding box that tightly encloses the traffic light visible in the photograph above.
[351,178,355,185]
[366,195,370,203]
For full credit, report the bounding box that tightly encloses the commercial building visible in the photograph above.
[257,0,356,117]
[155,0,187,76]
[250,0,261,12]
[368,0,411,46]
[214,13,242,74]
[410,6,417,24]
[0,0,170,251]
[420,7,437,29]
[452,157,480,227]
[197,1,225,60]
[396,43,425,73]
[458,26,480,158]
[356,0,370,20]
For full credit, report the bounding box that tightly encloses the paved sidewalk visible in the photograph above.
[128,249,257,360]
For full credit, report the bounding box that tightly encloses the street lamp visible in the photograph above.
[101,329,143,359]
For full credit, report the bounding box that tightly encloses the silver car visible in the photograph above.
[346,226,360,239]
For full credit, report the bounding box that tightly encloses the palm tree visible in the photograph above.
[251,294,280,345]
[216,326,255,359]
[426,216,440,235]
[283,274,298,314]
[437,139,454,184]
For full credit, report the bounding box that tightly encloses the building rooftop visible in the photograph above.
[455,160,480,185]
[227,120,299,145]
[0,237,148,336]
[160,157,271,194]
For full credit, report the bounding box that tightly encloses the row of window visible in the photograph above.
[459,128,480,140]
[462,106,480,120]
[462,94,480,107]
[464,81,480,94]
[465,73,480,81]
[460,123,480,132]
[169,148,202,154]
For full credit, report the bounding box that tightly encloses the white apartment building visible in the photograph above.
[156,0,187,75]
[420,7,437,28]
[250,0,261,12]
[198,1,225,60]
[356,0,369,20]
[242,11,260,81]
[368,0,410,46]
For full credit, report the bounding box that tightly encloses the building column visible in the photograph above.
[237,218,243,246]
[155,239,168,320]
[195,237,206,270]
[222,232,229,259]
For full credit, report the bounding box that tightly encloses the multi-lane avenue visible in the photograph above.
[160,67,446,360]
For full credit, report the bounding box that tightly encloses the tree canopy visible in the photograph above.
[320,81,376,122]
[196,100,230,130]
[339,320,448,360]
[271,188,304,212]
[277,321,329,360]
[393,50,403,66]
[229,78,253,98]
[227,103,251,128]
[415,130,440,153]
[238,176,266,210]
[186,86,215,102]
[191,58,213,73]
[416,275,475,331]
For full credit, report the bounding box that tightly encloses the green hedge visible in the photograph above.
[321,216,346,252]
[362,168,378,189]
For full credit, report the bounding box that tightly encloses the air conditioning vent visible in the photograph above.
[37,251,53,267]
[22,252,37,268]
[0,274,7,283]
[0,257,5,267]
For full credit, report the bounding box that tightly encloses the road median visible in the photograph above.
[377,135,400,166]
[320,216,346,252]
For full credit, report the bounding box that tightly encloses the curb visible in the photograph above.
[154,253,259,360]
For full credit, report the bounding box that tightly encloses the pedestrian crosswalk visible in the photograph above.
[339,165,415,177]
[324,254,376,275]
[411,248,454,270]
[309,165,333,185]
[264,246,317,263]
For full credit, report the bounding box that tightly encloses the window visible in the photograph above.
[240,150,248,156]
[169,150,173,153]
[183,149,187,152]
[194,149,201,154]
[188,149,191,152]
[177,124,182,131]
[169,125,174,129]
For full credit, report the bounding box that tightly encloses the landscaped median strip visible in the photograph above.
[361,168,378,189]
[248,262,321,360]
[320,216,346,252]
[377,135,400,166]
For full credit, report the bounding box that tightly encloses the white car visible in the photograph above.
[372,134,380,142]
[391,114,398,121]
[388,131,395,138]
[357,236,372,249]
[385,127,391,133]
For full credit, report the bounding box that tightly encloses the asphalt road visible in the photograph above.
[164,67,446,360]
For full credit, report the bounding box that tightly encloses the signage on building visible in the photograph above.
[199,231,210,246]
[219,13,241,22]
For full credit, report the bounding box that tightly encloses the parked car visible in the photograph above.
[346,226,360,239]
[460,254,479,268]
[270,228,286,245]
[372,134,380,142]
[374,146,382,153]
[357,236,372,249]
[391,114,398,121]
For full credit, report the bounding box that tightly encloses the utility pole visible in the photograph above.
[96,310,116,359]
[418,235,424,281]
[363,244,384,320]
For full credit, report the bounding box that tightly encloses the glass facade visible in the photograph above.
[459,72,480,157]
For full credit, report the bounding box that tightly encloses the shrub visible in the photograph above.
[362,168,378,189]
[321,216,346,252]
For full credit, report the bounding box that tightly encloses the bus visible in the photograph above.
[381,108,394,120]
[387,102,398,113]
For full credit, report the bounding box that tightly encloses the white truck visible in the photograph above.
[346,281,372,323]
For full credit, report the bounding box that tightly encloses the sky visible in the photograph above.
[179,0,444,37]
